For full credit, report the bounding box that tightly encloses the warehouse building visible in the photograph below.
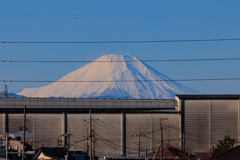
[0,95,239,159]
[176,95,240,153]
[0,97,179,159]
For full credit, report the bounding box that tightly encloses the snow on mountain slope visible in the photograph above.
[18,54,200,99]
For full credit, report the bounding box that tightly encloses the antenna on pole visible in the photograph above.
[4,85,8,97]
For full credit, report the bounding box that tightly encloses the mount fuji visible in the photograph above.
[18,54,200,99]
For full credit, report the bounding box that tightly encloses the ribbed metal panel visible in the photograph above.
[67,114,89,152]
[33,114,62,149]
[8,114,33,147]
[0,97,174,109]
[92,114,121,157]
[67,114,122,157]
[125,114,180,157]
[125,114,151,156]
[151,114,180,150]
[184,100,210,152]
[210,100,238,149]
[0,114,3,135]
[184,100,239,153]
[0,112,180,159]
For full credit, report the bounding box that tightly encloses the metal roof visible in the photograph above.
[176,94,240,100]
[0,97,176,113]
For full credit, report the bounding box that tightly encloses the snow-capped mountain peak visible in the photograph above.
[18,54,200,99]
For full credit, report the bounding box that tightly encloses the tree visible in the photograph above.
[212,135,235,152]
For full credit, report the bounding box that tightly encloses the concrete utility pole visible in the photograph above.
[22,104,26,160]
[138,128,140,157]
[89,109,93,160]
[132,128,144,157]
[86,128,89,156]
[145,148,148,160]
[62,127,72,159]
[159,118,168,160]
[67,127,70,156]
[92,130,95,159]
[6,133,8,160]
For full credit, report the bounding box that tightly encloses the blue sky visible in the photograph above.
[1,1,240,94]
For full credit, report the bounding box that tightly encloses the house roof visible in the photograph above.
[33,147,75,160]
[142,146,194,158]
[195,152,210,159]
[211,148,228,159]
[212,146,240,159]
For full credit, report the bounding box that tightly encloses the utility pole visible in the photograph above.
[233,133,235,147]
[86,128,89,156]
[145,148,148,160]
[62,127,72,159]
[22,104,26,160]
[138,128,140,157]
[132,128,145,157]
[6,133,8,160]
[92,130,95,159]
[67,127,70,156]
[159,118,168,160]
[89,109,93,160]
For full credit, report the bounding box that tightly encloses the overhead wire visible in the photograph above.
[1,57,240,63]
[1,13,240,19]
[1,38,240,44]
[1,77,240,83]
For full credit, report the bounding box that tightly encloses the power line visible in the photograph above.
[1,77,240,83]
[1,38,240,44]
[1,13,240,19]
[1,57,240,63]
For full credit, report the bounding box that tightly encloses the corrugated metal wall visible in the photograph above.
[184,100,239,153]
[184,100,210,152]
[125,114,180,157]
[0,97,175,109]
[92,114,121,157]
[8,114,34,147]
[33,114,63,149]
[151,114,180,151]
[210,100,238,149]
[67,114,89,152]
[0,113,180,159]
[126,114,151,156]
[1,98,240,158]
[0,114,3,136]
